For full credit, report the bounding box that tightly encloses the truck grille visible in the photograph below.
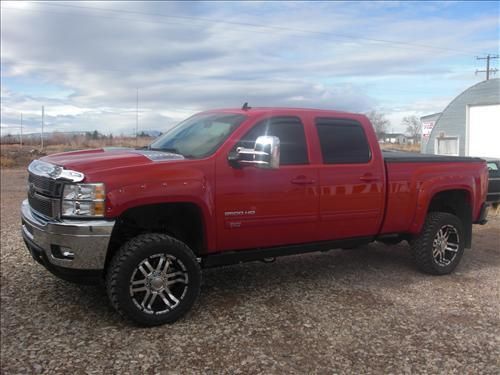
[27,173,62,218]
[28,193,56,218]
[28,173,63,198]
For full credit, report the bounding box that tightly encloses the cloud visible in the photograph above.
[1,1,498,135]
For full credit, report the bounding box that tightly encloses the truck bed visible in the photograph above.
[380,150,487,236]
[382,150,484,163]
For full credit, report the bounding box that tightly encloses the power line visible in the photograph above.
[2,2,486,56]
[136,88,139,147]
[41,106,44,150]
[39,1,487,55]
[0,4,427,55]
[1,100,201,118]
[476,54,499,80]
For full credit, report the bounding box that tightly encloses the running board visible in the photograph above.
[201,236,374,268]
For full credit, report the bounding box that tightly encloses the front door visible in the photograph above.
[215,116,319,251]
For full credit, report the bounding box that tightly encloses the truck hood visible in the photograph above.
[41,147,185,175]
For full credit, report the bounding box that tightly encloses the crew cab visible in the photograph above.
[21,107,490,326]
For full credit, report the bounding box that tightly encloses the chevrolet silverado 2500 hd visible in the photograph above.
[21,107,490,325]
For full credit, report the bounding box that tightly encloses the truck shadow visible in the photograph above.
[41,244,411,326]
[198,241,500,307]
[42,240,499,326]
[201,243,415,291]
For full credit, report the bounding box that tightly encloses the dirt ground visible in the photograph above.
[1,168,499,374]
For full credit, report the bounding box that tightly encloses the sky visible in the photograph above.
[1,1,499,136]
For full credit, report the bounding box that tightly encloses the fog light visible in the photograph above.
[51,245,75,260]
[62,248,75,259]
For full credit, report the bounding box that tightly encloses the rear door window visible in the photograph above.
[315,118,371,164]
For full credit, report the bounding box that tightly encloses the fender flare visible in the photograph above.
[410,175,475,236]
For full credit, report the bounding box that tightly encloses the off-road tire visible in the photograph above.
[410,212,465,275]
[106,233,201,326]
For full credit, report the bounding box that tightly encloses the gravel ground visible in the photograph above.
[1,168,499,374]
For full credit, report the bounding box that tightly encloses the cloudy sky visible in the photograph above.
[1,1,499,136]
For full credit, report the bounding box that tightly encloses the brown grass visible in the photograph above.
[380,143,421,153]
[0,136,154,169]
[0,156,16,168]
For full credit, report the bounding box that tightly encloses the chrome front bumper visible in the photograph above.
[21,200,115,270]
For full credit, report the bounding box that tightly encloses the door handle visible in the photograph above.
[291,176,316,185]
[359,173,379,182]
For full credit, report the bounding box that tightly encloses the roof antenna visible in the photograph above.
[241,102,251,111]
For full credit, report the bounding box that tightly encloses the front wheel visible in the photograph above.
[106,233,201,326]
[410,212,465,275]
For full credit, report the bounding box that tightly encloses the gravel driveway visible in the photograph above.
[1,168,499,374]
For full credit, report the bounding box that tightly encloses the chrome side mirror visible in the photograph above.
[230,135,280,169]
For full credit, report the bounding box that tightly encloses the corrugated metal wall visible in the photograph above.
[423,78,500,156]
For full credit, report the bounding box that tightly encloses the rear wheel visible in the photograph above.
[106,233,201,326]
[411,212,465,275]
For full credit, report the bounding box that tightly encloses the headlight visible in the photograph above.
[62,183,105,217]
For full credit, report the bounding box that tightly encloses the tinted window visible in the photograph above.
[238,117,308,165]
[150,113,246,158]
[315,118,371,164]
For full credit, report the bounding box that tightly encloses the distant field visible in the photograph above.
[380,143,421,153]
[0,136,154,168]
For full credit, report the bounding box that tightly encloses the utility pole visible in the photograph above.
[41,106,44,150]
[20,113,23,149]
[136,88,139,147]
[40,105,45,151]
[476,54,499,80]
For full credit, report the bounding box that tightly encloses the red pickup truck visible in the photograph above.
[21,107,490,325]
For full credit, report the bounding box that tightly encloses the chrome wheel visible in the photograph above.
[432,224,460,267]
[129,253,189,315]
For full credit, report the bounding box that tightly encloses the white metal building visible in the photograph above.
[421,78,500,158]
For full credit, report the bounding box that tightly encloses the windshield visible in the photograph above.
[149,113,246,158]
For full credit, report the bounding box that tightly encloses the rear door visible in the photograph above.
[215,116,319,251]
[314,117,385,240]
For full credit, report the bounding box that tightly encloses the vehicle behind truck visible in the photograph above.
[21,107,489,325]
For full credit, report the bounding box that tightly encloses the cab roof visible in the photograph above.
[200,107,363,118]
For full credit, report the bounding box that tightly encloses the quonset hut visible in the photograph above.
[421,78,500,158]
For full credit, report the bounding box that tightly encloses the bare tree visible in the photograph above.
[402,115,422,142]
[366,110,390,139]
